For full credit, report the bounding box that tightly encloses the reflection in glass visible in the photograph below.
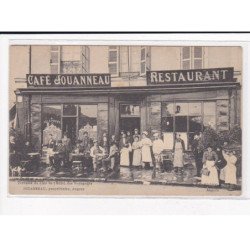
[204,102,216,116]
[42,105,62,145]
[63,104,77,116]
[189,116,202,132]
[175,103,188,116]
[161,117,174,132]
[120,104,140,117]
[175,116,188,132]
[189,102,201,115]
[162,103,174,116]
[203,115,216,129]
[78,105,98,140]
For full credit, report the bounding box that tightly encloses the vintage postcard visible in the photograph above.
[9,44,242,196]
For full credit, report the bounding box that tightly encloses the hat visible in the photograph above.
[142,131,148,136]
[93,139,98,143]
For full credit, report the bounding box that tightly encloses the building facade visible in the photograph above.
[10,45,242,151]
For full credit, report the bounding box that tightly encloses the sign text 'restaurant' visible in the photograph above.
[147,68,235,85]
[27,74,111,87]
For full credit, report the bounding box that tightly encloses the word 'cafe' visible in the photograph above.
[15,67,240,152]
[27,74,111,87]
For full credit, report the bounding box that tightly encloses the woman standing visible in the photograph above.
[201,145,219,186]
[221,150,237,190]
[132,136,142,168]
[173,133,185,173]
[140,131,153,168]
[119,133,131,167]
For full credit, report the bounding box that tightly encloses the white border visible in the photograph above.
[1,33,250,214]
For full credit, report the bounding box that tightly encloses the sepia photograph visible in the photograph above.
[8,44,242,196]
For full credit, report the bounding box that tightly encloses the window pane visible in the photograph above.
[79,105,97,140]
[61,61,82,74]
[109,63,117,75]
[63,104,77,116]
[175,103,188,116]
[204,102,216,116]
[120,104,140,117]
[141,47,146,60]
[194,47,202,58]
[189,102,202,115]
[182,60,190,69]
[175,116,188,132]
[109,51,117,62]
[51,45,59,51]
[204,115,216,129]
[182,47,190,60]
[141,62,146,74]
[109,46,117,50]
[61,46,81,61]
[42,105,62,145]
[51,52,58,63]
[189,116,202,132]
[162,117,174,132]
[162,103,174,116]
[51,65,58,74]
[194,59,202,69]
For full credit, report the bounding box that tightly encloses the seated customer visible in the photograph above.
[54,139,67,171]
[72,140,84,155]
[90,140,105,172]
[101,141,119,172]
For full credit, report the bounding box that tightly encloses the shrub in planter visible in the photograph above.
[201,127,220,149]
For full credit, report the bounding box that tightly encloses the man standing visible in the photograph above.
[152,133,165,176]
[140,131,153,169]
[192,132,204,177]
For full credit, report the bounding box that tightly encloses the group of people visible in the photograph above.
[9,127,239,190]
[192,132,238,190]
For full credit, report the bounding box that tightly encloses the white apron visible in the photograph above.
[201,160,219,186]
[120,146,131,166]
[141,138,152,163]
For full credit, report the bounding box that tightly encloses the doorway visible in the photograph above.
[120,117,140,134]
[62,117,77,144]
[119,103,141,135]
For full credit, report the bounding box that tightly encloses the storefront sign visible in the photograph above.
[147,67,235,85]
[26,74,111,87]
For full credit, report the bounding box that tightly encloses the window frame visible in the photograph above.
[50,45,61,74]
[161,100,220,149]
[108,46,119,77]
[181,46,204,70]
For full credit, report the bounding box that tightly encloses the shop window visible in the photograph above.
[161,101,218,150]
[181,46,203,69]
[78,105,98,140]
[108,46,119,76]
[204,102,216,129]
[42,105,62,145]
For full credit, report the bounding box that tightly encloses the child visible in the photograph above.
[132,136,142,168]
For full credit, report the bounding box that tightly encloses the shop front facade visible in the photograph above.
[15,67,240,153]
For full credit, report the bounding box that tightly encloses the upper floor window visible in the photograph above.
[181,46,203,70]
[50,45,90,74]
[140,46,151,76]
[108,46,119,76]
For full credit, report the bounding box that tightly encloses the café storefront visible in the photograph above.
[15,67,241,153]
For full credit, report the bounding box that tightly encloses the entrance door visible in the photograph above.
[62,117,77,144]
[119,103,141,134]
